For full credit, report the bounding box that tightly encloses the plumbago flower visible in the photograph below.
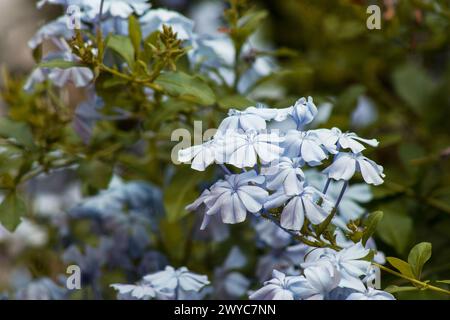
[294,262,341,300]
[187,170,268,226]
[317,127,379,154]
[251,243,394,300]
[264,183,331,229]
[301,242,371,292]
[346,287,395,300]
[25,40,94,91]
[111,266,209,300]
[323,152,385,186]
[249,270,304,300]
[212,247,250,299]
[219,131,284,168]
[110,283,156,300]
[262,157,305,196]
[180,96,389,300]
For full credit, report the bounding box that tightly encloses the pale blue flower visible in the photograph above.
[219,131,284,168]
[70,176,162,225]
[346,287,395,300]
[37,0,69,8]
[216,273,249,299]
[217,106,278,133]
[28,17,75,49]
[198,171,268,224]
[23,68,48,92]
[188,1,225,36]
[37,0,89,9]
[178,139,220,171]
[289,97,318,129]
[189,34,234,82]
[282,130,329,165]
[323,152,385,185]
[351,95,378,128]
[27,45,94,90]
[301,243,370,292]
[86,0,151,20]
[296,262,340,300]
[264,183,331,229]
[194,213,230,242]
[188,188,231,241]
[189,35,276,94]
[213,247,250,299]
[238,56,276,93]
[15,278,67,300]
[262,157,305,196]
[309,128,339,154]
[317,127,379,154]
[111,283,156,300]
[48,65,93,88]
[334,230,386,265]
[249,270,304,300]
[140,8,194,40]
[143,266,209,299]
[186,189,214,230]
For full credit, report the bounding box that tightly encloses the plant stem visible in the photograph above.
[323,178,331,194]
[334,180,348,209]
[373,262,450,296]
[99,64,162,91]
[97,0,105,31]
[219,164,232,175]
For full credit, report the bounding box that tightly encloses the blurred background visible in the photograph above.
[0,0,449,299]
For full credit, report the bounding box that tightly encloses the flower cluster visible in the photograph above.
[179,97,390,300]
[250,243,394,300]
[181,97,384,232]
[111,266,210,300]
[27,0,274,94]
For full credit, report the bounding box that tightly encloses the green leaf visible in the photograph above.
[106,35,135,67]
[163,166,209,222]
[362,210,383,246]
[377,209,413,254]
[78,159,113,190]
[408,242,432,280]
[128,15,142,58]
[238,10,268,40]
[386,257,415,278]
[437,280,450,284]
[384,285,418,294]
[218,95,254,110]
[38,59,84,69]
[155,71,216,105]
[0,192,26,231]
[392,64,436,114]
[0,118,35,149]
